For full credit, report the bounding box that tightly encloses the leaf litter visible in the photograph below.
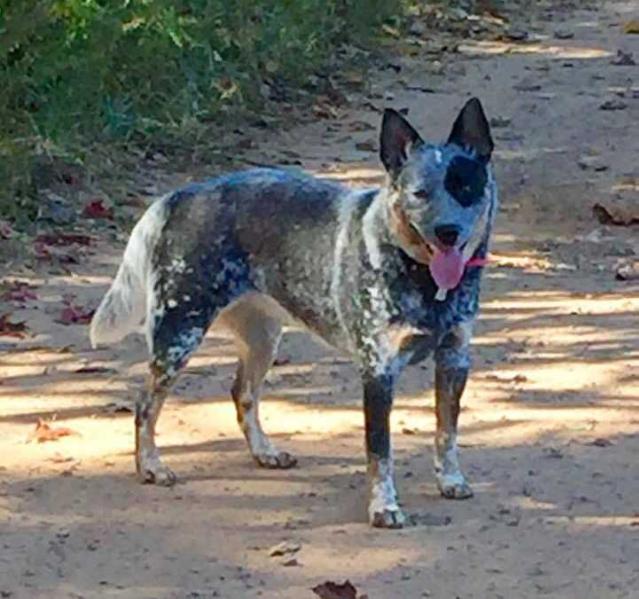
[28,419,80,443]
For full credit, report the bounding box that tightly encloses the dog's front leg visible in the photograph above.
[362,371,405,529]
[434,324,474,499]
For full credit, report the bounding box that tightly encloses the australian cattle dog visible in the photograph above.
[90,98,497,528]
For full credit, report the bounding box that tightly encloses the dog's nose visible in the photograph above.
[434,224,461,248]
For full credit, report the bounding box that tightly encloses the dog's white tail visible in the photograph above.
[89,198,168,349]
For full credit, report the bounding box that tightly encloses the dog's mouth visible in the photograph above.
[407,222,488,297]
[390,204,487,300]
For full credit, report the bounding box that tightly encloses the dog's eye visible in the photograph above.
[413,189,429,200]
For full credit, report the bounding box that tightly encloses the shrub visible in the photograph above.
[0,0,404,218]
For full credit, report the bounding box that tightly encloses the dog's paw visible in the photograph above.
[437,473,473,499]
[137,456,177,487]
[254,451,298,470]
[370,507,406,529]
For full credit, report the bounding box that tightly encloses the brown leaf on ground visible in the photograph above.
[82,199,114,220]
[268,541,301,557]
[103,400,134,414]
[587,438,614,448]
[0,313,29,338]
[312,581,359,599]
[36,232,93,246]
[33,241,78,264]
[56,305,94,325]
[593,198,639,226]
[1,282,38,303]
[312,100,340,119]
[622,20,639,34]
[29,419,79,443]
[74,365,115,374]
[0,220,15,239]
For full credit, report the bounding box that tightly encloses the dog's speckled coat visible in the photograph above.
[90,98,497,528]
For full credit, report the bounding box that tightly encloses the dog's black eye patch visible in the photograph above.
[444,156,487,207]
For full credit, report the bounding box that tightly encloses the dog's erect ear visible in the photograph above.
[380,109,423,178]
[447,98,494,162]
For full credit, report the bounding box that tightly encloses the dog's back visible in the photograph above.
[91,167,367,351]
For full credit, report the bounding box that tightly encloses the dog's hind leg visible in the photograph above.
[136,310,215,486]
[434,322,474,499]
[136,369,177,486]
[223,303,297,469]
[136,268,247,484]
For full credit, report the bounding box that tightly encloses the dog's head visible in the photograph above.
[379,98,496,291]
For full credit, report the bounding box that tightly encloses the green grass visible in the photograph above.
[0,0,405,221]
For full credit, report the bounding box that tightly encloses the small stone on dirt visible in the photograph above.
[408,21,426,37]
[355,139,376,152]
[578,155,608,171]
[268,541,301,557]
[490,116,511,128]
[615,260,639,281]
[600,99,627,111]
[611,50,636,66]
[513,80,542,92]
[282,558,300,567]
[554,29,574,39]
[506,28,529,41]
[312,580,359,599]
[408,513,452,527]
[543,447,564,459]
[587,438,614,447]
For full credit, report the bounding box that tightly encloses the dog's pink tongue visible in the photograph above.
[430,248,465,290]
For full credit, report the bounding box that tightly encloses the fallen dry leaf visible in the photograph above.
[312,101,340,119]
[615,260,639,281]
[611,50,636,66]
[103,400,134,414]
[48,454,74,464]
[312,581,359,599]
[56,305,94,325]
[381,23,401,38]
[600,99,627,111]
[355,139,376,152]
[29,419,79,443]
[0,220,15,239]
[36,232,92,247]
[74,366,115,374]
[623,19,639,34]
[587,438,614,448]
[593,199,639,226]
[56,294,95,325]
[0,313,29,338]
[1,282,38,304]
[268,541,301,557]
[82,199,114,220]
[484,373,529,384]
[33,241,78,264]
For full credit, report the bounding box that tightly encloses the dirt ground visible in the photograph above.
[1,2,638,598]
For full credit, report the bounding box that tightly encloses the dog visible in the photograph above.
[90,98,497,528]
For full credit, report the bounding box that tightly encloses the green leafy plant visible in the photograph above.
[0,0,405,219]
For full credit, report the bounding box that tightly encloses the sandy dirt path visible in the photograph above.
[1,2,638,598]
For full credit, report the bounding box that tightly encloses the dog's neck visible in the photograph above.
[361,186,395,270]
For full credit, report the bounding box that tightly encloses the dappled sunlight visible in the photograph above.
[483,291,639,314]
[542,515,639,529]
[495,146,571,162]
[458,40,613,59]
[1,0,638,595]
[315,166,384,187]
